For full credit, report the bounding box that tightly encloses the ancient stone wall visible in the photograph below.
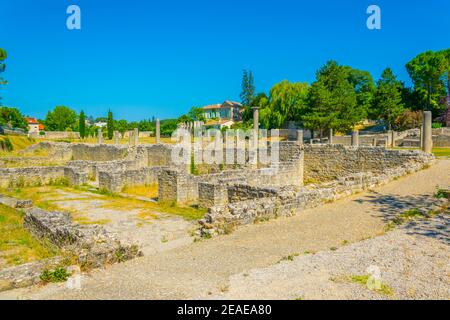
[98,167,161,193]
[29,131,80,139]
[200,147,435,235]
[303,145,433,183]
[71,144,129,161]
[159,142,304,204]
[0,166,87,188]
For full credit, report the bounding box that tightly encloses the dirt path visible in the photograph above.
[1,160,449,300]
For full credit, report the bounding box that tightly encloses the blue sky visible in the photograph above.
[0,0,449,120]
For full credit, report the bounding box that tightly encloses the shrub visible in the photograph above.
[394,110,422,131]
[432,122,442,129]
[0,137,13,151]
[40,267,71,283]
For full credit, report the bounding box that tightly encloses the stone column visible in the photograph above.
[97,128,103,144]
[296,130,304,145]
[391,130,396,147]
[156,118,161,144]
[128,130,133,145]
[351,130,359,146]
[328,128,333,144]
[134,128,139,146]
[372,137,377,147]
[252,107,259,163]
[422,111,433,153]
[420,125,424,149]
[252,107,259,132]
[387,130,393,148]
[113,131,119,145]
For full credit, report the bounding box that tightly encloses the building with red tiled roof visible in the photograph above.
[201,100,243,125]
[24,117,44,133]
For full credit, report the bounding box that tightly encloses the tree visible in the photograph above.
[344,67,375,119]
[302,61,359,135]
[0,107,26,129]
[107,110,114,139]
[79,110,86,138]
[438,49,450,105]
[116,119,128,137]
[187,106,206,122]
[45,106,77,131]
[0,48,7,106]
[239,69,255,106]
[406,51,447,114]
[269,80,309,128]
[373,68,405,129]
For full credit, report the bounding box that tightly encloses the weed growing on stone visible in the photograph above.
[279,253,299,263]
[349,275,394,296]
[40,267,71,283]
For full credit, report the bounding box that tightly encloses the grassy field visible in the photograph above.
[1,185,207,222]
[393,147,450,158]
[0,204,58,269]
[0,135,38,157]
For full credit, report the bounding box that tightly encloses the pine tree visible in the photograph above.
[303,61,358,134]
[107,110,114,140]
[240,69,255,106]
[79,110,86,139]
[373,68,404,130]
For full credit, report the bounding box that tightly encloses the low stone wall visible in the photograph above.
[433,134,450,147]
[331,133,388,146]
[0,166,87,188]
[159,142,304,204]
[0,194,33,208]
[199,146,435,235]
[0,156,67,168]
[303,145,433,183]
[98,167,162,193]
[71,144,129,161]
[24,208,141,268]
[200,157,434,235]
[29,131,80,139]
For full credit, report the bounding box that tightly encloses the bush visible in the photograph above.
[432,122,442,129]
[0,137,13,151]
[40,267,71,283]
[394,110,422,131]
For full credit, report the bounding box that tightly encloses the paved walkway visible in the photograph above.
[1,160,449,300]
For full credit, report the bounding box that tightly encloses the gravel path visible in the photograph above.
[1,160,449,300]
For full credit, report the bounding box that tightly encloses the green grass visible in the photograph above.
[0,204,58,268]
[349,275,394,296]
[279,253,299,263]
[432,148,450,157]
[40,267,71,283]
[392,147,450,157]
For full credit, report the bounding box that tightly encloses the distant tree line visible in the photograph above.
[240,49,450,133]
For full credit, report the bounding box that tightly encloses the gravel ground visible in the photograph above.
[210,215,449,300]
[0,160,448,300]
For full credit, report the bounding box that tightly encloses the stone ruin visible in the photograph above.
[0,126,437,290]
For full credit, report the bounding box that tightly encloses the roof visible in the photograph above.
[202,104,223,110]
[201,101,243,110]
[24,117,39,124]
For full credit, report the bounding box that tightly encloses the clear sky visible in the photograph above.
[0,0,449,121]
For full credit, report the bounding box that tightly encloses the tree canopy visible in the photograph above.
[240,69,255,106]
[45,106,78,131]
[406,50,447,114]
[0,48,7,105]
[302,61,359,134]
[373,68,405,129]
[0,107,26,129]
